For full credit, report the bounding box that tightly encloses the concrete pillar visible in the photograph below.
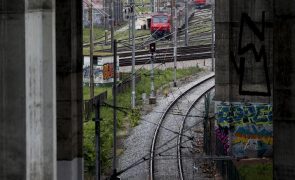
[0,0,56,179]
[273,1,295,178]
[214,0,274,163]
[56,0,83,180]
[215,0,273,103]
[215,0,295,178]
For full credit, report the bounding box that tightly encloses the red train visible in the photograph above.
[150,13,171,39]
[195,0,211,9]
[150,1,194,39]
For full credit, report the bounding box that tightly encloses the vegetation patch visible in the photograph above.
[238,163,273,180]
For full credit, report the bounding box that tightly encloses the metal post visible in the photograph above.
[111,0,115,53]
[94,99,101,180]
[151,53,155,97]
[104,0,107,29]
[151,0,154,12]
[128,0,131,44]
[211,0,215,72]
[150,53,155,97]
[204,94,209,154]
[170,0,173,27]
[90,0,95,99]
[131,0,136,108]
[185,0,189,46]
[173,0,177,87]
[112,40,118,178]
[105,30,108,45]
[204,93,211,154]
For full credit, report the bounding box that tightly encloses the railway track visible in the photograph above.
[177,86,215,180]
[149,74,215,180]
[85,9,213,53]
[118,44,212,66]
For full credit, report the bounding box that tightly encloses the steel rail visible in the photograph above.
[177,85,215,180]
[149,74,215,180]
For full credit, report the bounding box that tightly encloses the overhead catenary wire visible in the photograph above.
[141,118,194,140]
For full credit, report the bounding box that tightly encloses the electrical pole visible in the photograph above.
[131,0,136,108]
[170,0,173,25]
[185,0,189,46]
[104,0,107,29]
[94,99,101,180]
[173,0,177,87]
[90,0,94,99]
[104,0,108,45]
[151,0,154,12]
[128,0,131,44]
[211,0,215,72]
[111,40,118,179]
[204,93,211,154]
[111,0,115,53]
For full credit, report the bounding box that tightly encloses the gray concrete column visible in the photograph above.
[56,0,83,180]
[273,1,295,179]
[0,0,56,179]
[215,0,295,178]
[215,0,273,103]
[214,0,274,165]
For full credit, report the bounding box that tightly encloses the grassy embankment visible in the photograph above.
[238,163,273,180]
[83,66,202,175]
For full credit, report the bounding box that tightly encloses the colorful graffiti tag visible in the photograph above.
[215,127,229,153]
[103,63,114,80]
[216,104,272,127]
[216,103,273,158]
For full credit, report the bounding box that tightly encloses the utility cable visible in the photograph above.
[141,118,193,140]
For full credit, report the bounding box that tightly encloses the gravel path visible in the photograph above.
[117,72,214,180]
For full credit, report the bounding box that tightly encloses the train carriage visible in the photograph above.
[150,1,195,39]
[150,13,171,39]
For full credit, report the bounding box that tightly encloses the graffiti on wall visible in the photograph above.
[230,12,271,96]
[216,103,272,158]
[103,63,114,80]
[215,126,229,153]
[83,63,116,84]
[217,103,272,127]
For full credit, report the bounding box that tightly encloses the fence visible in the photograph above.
[116,75,141,94]
[215,137,242,180]
[83,75,142,120]
[83,91,108,120]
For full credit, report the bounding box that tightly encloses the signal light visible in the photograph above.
[150,43,156,53]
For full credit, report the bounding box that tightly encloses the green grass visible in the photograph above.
[115,29,150,41]
[83,28,151,56]
[83,85,112,100]
[83,66,202,175]
[83,27,107,44]
[238,163,273,180]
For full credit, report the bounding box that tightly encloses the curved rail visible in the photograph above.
[149,74,215,180]
[177,85,215,180]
